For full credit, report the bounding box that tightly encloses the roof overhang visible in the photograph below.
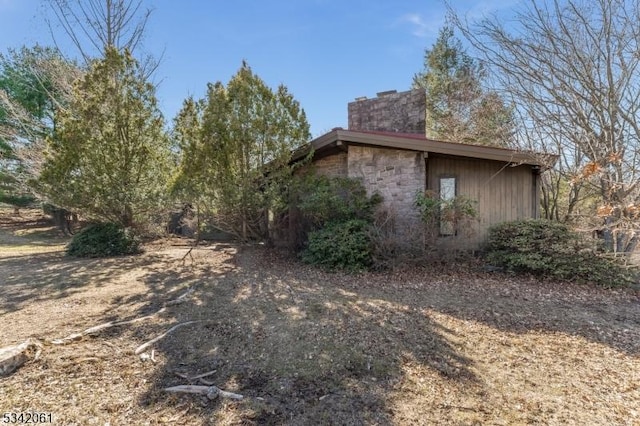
[292,129,557,168]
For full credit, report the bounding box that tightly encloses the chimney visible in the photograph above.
[376,90,397,97]
[348,89,426,134]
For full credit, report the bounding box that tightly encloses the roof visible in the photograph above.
[292,129,557,168]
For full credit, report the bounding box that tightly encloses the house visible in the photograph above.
[289,89,555,250]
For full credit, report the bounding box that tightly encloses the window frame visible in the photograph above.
[438,175,457,236]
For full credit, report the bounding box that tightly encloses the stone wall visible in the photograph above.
[348,89,426,134]
[347,145,425,225]
[309,151,348,178]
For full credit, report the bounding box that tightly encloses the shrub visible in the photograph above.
[415,190,478,239]
[301,219,372,271]
[290,176,382,271]
[66,222,141,258]
[367,206,433,270]
[293,175,382,226]
[485,219,635,287]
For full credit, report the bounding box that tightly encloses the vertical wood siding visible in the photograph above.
[427,155,536,249]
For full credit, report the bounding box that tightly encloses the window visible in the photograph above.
[439,177,456,236]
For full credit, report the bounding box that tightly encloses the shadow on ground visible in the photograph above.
[127,245,639,424]
[2,236,638,424]
[412,269,640,357]
[97,244,475,425]
[0,251,173,315]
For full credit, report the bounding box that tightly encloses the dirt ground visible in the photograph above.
[1,209,639,425]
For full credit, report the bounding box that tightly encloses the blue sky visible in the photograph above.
[0,0,517,137]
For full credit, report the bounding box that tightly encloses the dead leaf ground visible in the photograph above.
[0,209,639,425]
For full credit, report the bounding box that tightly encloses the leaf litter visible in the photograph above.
[0,209,639,425]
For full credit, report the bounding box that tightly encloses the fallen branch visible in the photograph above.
[180,246,197,264]
[164,385,243,400]
[190,369,217,380]
[134,321,206,355]
[173,369,217,382]
[0,339,42,376]
[50,308,166,345]
[50,285,198,346]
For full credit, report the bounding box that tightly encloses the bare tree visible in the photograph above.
[46,0,158,75]
[452,0,640,251]
[0,46,81,193]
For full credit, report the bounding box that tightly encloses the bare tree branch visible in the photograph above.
[45,0,157,76]
[451,0,640,250]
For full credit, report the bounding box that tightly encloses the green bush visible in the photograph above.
[289,176,383,271]
[302,219,372,271]
[294,175,382,226]
[292,176,381,271]
[66,222,141,258]
[485,219,635,287]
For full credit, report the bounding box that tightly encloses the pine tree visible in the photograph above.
[173,62,310,241]
[40,47,172,228]
[0,140,33,212]
[413,26,513,146]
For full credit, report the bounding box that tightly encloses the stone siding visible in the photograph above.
[347,145,425,225]
[311,152,348,178]
[348,89,426,134]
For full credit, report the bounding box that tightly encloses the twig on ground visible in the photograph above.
[134,321,206,355]
[190,369,217,380]
[8,254,204,376]
[50,283,198,346]
[166,288,194,306]
[172,369,218,384]
[180,246,196,264]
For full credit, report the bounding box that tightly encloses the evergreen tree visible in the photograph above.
[413,26,513,146]
[173,62,310,241]
[40,47,172,228]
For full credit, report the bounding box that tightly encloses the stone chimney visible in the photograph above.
[348,89,426,134]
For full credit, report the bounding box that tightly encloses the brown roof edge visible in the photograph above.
[290,130,338,162]
[292,129,558,168]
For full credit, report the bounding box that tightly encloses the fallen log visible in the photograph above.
[0,339,42,376]
[164,385,243,400]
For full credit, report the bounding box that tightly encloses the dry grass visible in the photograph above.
[1,209,639,425]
